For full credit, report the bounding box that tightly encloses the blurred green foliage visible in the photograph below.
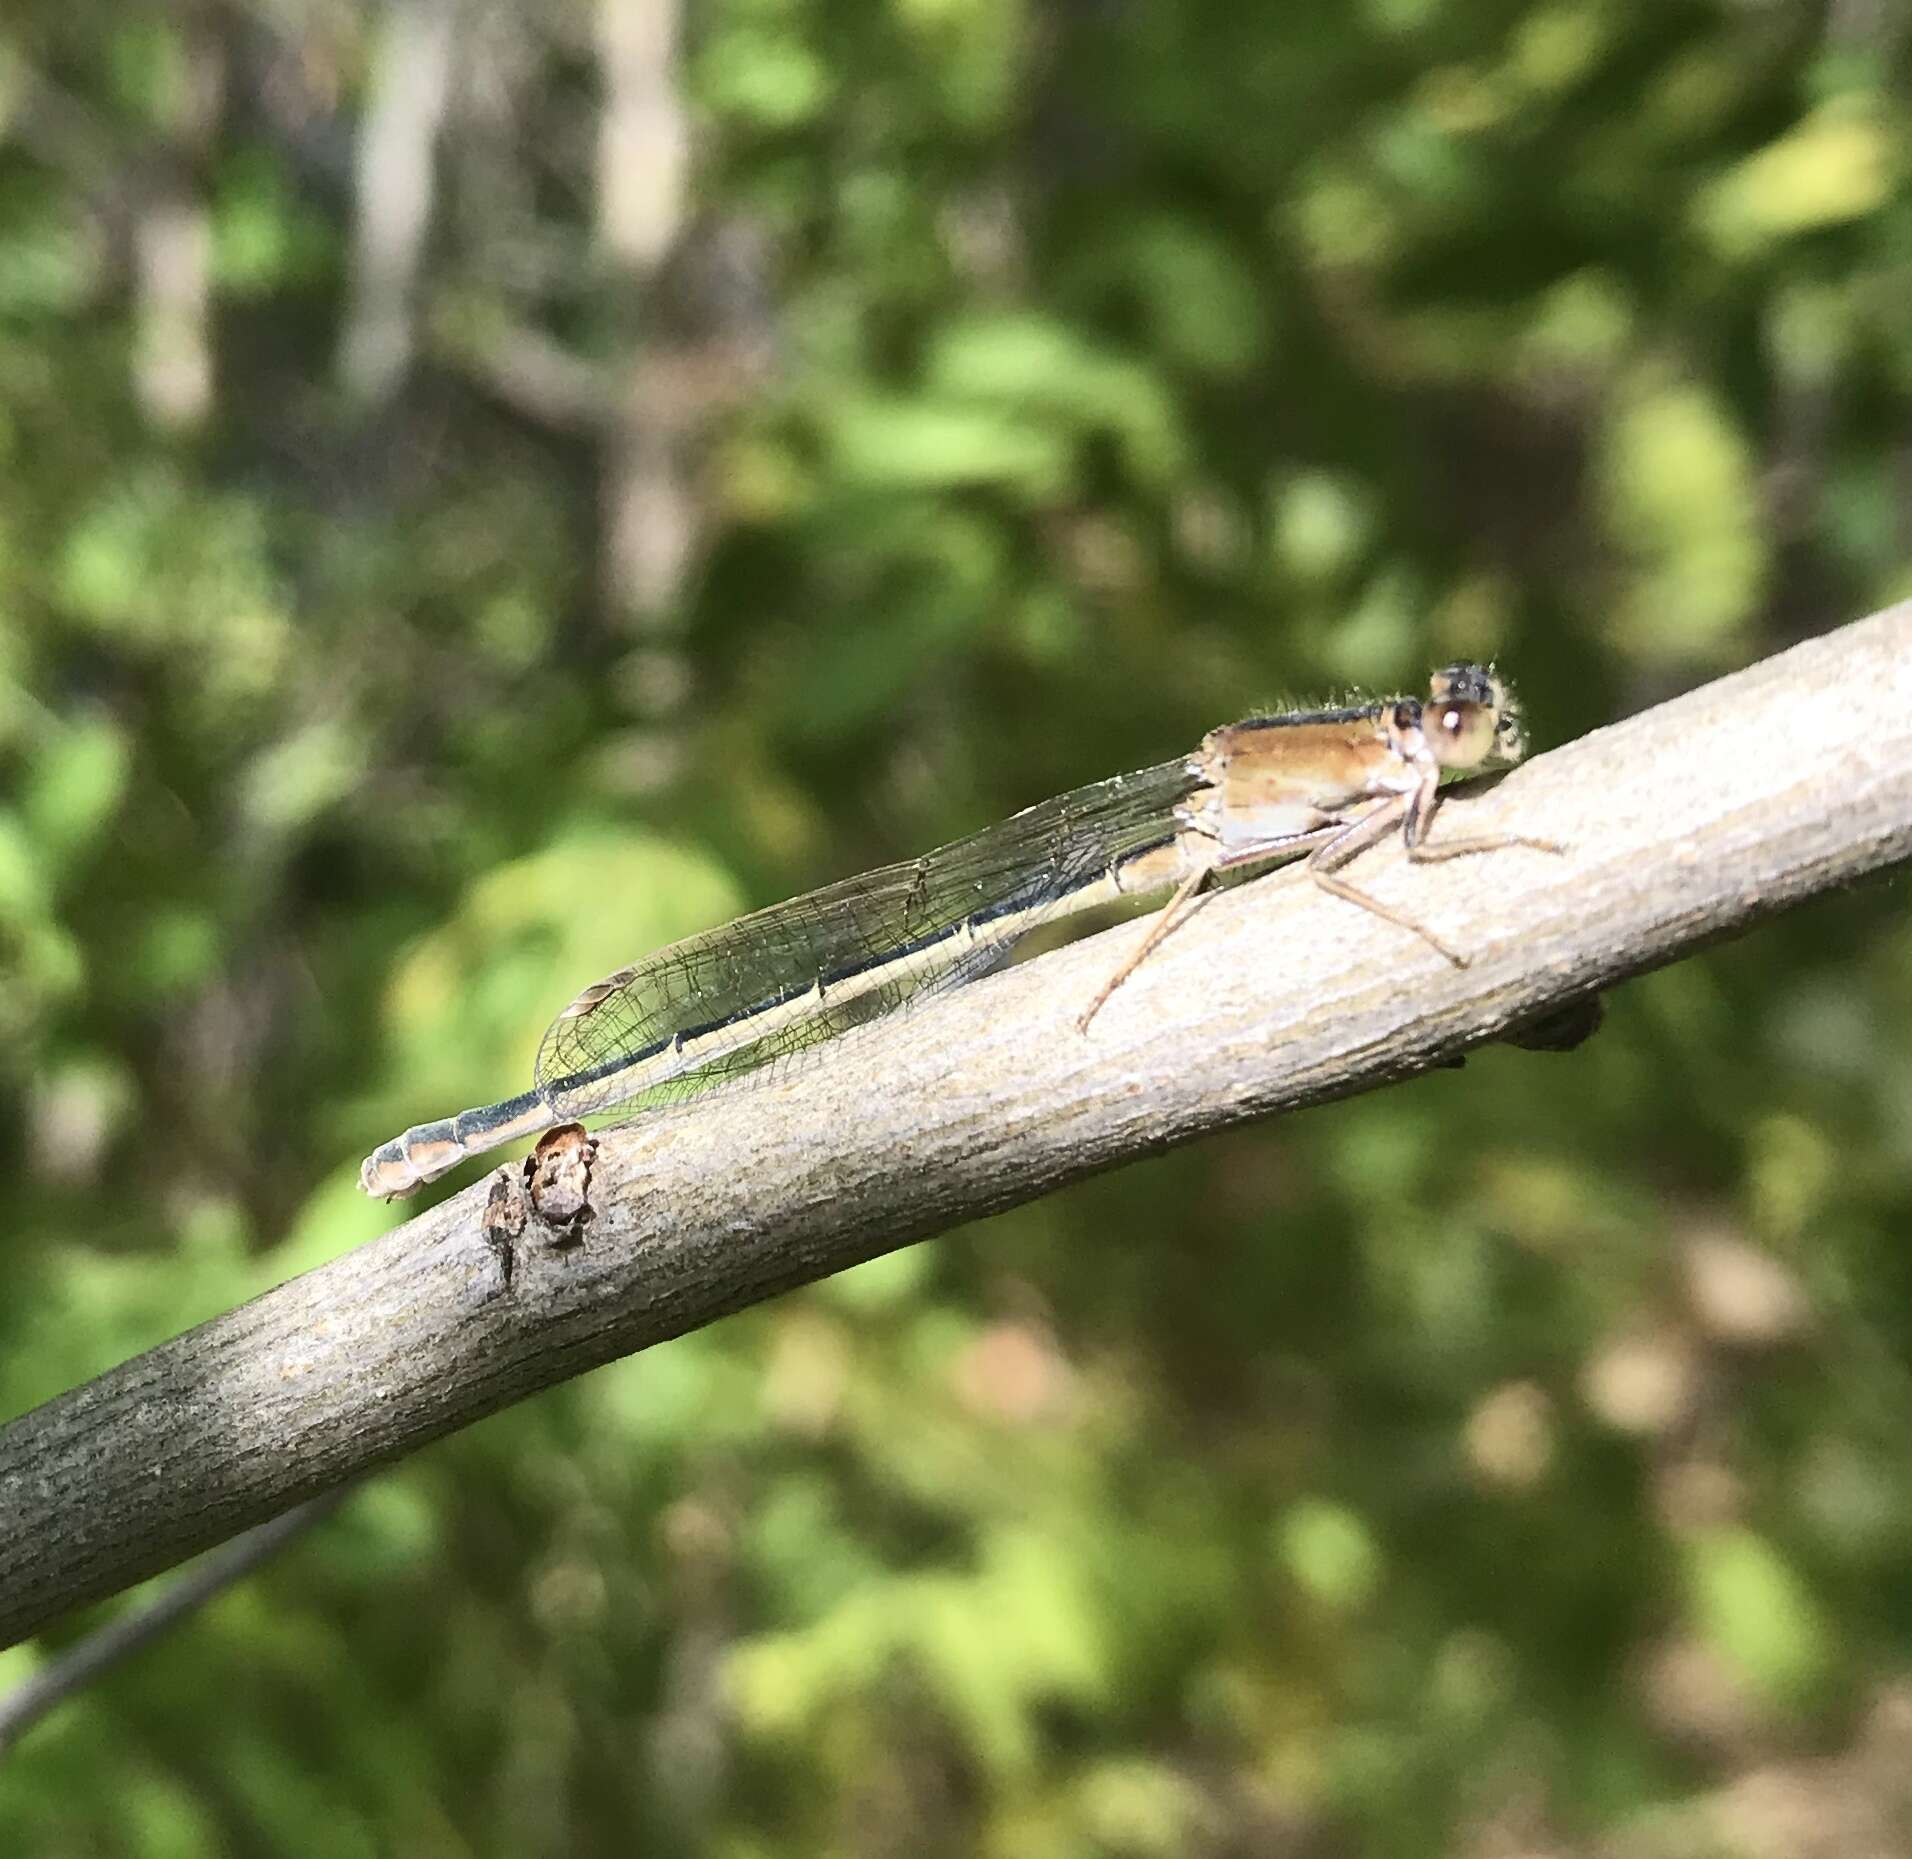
[2,0,1910,1853]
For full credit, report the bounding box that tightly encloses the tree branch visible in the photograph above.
[337,0,456,400]
[3,603,1910,1649]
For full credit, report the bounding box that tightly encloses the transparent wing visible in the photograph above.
[534,756,1202,1120]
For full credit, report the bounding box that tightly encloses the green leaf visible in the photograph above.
[698,27,832,129]
[1278,1498,1384,1612]
[1695,98,1894,258]
[926,313,1188,483]
[824,395,1073,496]
[1596,378,1766,661]
[20,717,130,866]
[1682,1527,1835,1707]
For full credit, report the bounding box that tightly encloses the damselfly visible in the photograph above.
[359,664,1557,1197]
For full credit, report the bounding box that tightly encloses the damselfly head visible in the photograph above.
[1425,663,1526,772]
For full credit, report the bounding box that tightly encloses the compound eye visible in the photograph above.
[1428,698,1496,768]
